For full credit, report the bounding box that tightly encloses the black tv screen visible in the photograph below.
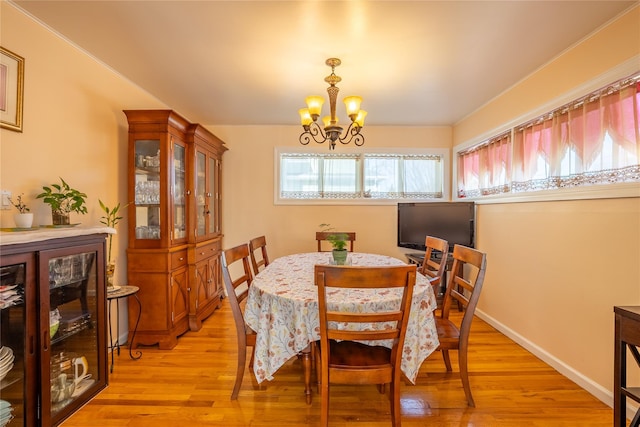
[397,202,475,251]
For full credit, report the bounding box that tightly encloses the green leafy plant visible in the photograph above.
[319,223,349,251]
[8,193,30,214]
[36,178,88,216]
[99,200,126,264]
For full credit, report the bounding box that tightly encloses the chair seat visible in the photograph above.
[435,317,460,346]
[329,340,391,368]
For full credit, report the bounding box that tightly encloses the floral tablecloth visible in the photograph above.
[244,252,439,384]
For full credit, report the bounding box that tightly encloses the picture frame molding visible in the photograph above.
[1,46,25,132]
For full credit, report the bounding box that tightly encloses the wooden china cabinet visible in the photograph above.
[124,110,226,350]
[186,123,226,331]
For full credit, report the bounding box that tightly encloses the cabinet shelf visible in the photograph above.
[51,318,92,345]
[135,166,160,175]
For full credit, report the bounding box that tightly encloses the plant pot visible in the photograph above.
[106,260,116,288]
[332,249,348,265]
[14,213,34,228]
[52,211,70,226]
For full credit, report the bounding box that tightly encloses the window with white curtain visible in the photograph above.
[278,151,445,202]
[457,133,512,198]
[456,71,640,199]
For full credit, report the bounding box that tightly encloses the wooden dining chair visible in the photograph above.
[420,236,449,296]
[315,231,356,252]
[314,264,417,427]
[221,243,256,400]
[435,244,487,407]
[248,235,270,275]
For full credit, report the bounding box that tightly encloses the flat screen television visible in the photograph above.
[397,202,475,251]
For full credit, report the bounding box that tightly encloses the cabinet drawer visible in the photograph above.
[171,250,188,268]
[195,242,219,263]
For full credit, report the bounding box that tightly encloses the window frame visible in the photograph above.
[274,146,451,205]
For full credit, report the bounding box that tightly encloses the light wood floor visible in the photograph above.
[61,299,616,426]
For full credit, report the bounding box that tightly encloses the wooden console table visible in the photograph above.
[614,306,640,427]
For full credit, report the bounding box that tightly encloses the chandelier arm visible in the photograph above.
[299,122,329,145]
[338,123,365,146]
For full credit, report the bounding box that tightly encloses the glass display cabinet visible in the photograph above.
[186,123,226,331]
[0,230,108,427]
[125,111,226,349]
[0,253,36,427]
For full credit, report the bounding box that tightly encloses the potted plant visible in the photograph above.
[319,223,349,265]
[99,200,125,288]
[8,193,33,228]
[36,178,88,225]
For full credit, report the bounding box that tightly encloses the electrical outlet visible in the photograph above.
[1,190,12,210]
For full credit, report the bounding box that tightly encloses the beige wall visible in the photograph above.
[211,125,452,261]
[455,4,640,409]
[0,3,168,339]
[0,3,166,286]
[3,0,639,414]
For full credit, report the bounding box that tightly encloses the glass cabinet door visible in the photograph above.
[208,156,218,234]
[173,141,186,240]
[0,254,35,427]
[134,139,161,240]
[195,151,206,237]
[195,150,218,239]
[42,246,103,423]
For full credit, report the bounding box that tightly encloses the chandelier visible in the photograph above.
[298,58,367,150]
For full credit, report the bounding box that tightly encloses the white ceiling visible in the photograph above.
[11,0,637,127]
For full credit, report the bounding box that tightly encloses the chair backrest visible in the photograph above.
[221,244,254,338]
[314,264,417,355]
[249,235,270,275]
[421,236,449,286]
[315,231,356,252]
[440,244,487,342]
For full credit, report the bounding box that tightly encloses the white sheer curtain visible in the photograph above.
[457,134,511,198]
[512,76,640,191]
[364,154,443,199]
[457,73,640,198]
[322,155,359,198]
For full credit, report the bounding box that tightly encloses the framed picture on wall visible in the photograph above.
[0,46,25,132]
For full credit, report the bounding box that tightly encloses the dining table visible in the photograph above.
[244,251,440,404]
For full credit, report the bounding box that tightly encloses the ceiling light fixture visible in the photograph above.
[298,58,367,150]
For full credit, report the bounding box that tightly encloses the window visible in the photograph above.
[277,150,446,204]
[456,71,640,200]
[457,133,511,198]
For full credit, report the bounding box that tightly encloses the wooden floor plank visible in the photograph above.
[60,299,619,426]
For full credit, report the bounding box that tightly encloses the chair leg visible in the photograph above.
[231,344,246,400]
[458,344,475,407]
[320,377,330,427]
[442,349,452,371]
[390,379,401,427]
[314,343,322,393]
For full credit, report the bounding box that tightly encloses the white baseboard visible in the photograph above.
[475,309,639,422]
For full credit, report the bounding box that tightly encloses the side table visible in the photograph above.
[107,285,142,373]
[614,305,640,427]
